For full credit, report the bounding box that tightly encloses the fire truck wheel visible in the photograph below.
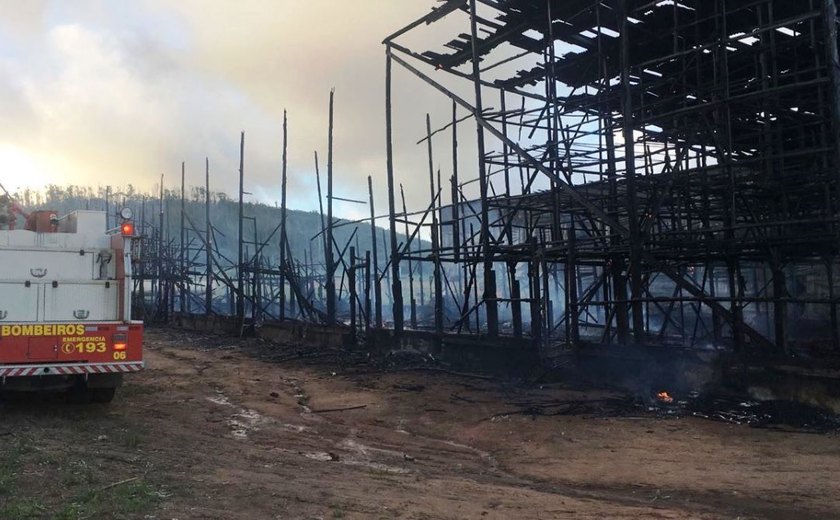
[68,381,91,404]
[90,387,116,403]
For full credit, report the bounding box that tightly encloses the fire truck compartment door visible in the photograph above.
[27,337,59,360]
[0,249,96,281]
[0,281,41,322]
[43,281,118,322]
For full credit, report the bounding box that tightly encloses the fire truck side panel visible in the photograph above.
[0,323,143,365]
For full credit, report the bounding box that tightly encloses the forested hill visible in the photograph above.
[11,184,408,268]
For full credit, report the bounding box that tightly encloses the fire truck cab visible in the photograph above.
[0,209,143,402]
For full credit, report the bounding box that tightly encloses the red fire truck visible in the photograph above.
[0,204,143,402]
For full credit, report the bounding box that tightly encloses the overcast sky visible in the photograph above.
[0,1,495,220]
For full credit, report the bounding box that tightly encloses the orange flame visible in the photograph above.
[656,391,674,404]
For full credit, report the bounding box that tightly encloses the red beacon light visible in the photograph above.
[118,207,135,236]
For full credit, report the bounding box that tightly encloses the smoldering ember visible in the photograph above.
[1,1,840,519]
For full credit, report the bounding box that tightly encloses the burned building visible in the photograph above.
[382,0,840,362]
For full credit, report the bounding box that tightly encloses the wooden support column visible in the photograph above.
[469,0,498,337]
[279,110,289,320]
[827,259,839,351]
[510,264,522,338]
[349,246,357,343]
[157,175,164,319]
[400,186,417,329]
[451,102,462,310]
[529,239,541,343]
[237,132,245,331]
[567,216,579,345]
[368,176,382,328]
[771,259,787,355]
[385,47,404,335]
[326,92,336,325]
[205,158,212,315]
[179,162,185,315]
[618,0,644,343]
[823,0,840,191]
[138,196,146,315]
[726,258,744,351]
[365,250,372,335]
[426,114,444,337]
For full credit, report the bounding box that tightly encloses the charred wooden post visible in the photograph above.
[771,258,788,355]
[237,131,245,332]
[510,269,522,338]
[157,175,165,321]
[314,151,328,308]
[451,102,462,315]
[468,0,499,337]
[137,196,146,315]
[828,259,839,351]
[204,157,212,315]
[567,215,579,346]
[618,0,644,344]
[529,239,541,343]
[368,176,382,328]
[279,110,289,321]
[179,161,186,315]
[365,250,372,335]
[400,185,417,329]
[426,114,443,337]
[349,246,357,343]
[385,47,404,336]
[824,0,840,192]
[326,91,336,325]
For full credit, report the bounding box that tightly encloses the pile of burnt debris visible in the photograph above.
[483,391,840,433]
[649,392,840,433]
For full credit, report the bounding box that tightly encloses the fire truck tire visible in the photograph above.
[90,387,116,403]
[68,380,91,404]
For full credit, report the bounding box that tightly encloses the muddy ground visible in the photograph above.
[1,328,839,519]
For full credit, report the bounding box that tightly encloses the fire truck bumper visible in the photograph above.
[0,361,144,379]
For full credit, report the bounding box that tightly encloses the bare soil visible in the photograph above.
[1,328,839,519]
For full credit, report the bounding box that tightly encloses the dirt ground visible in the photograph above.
[1,329,839,520]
